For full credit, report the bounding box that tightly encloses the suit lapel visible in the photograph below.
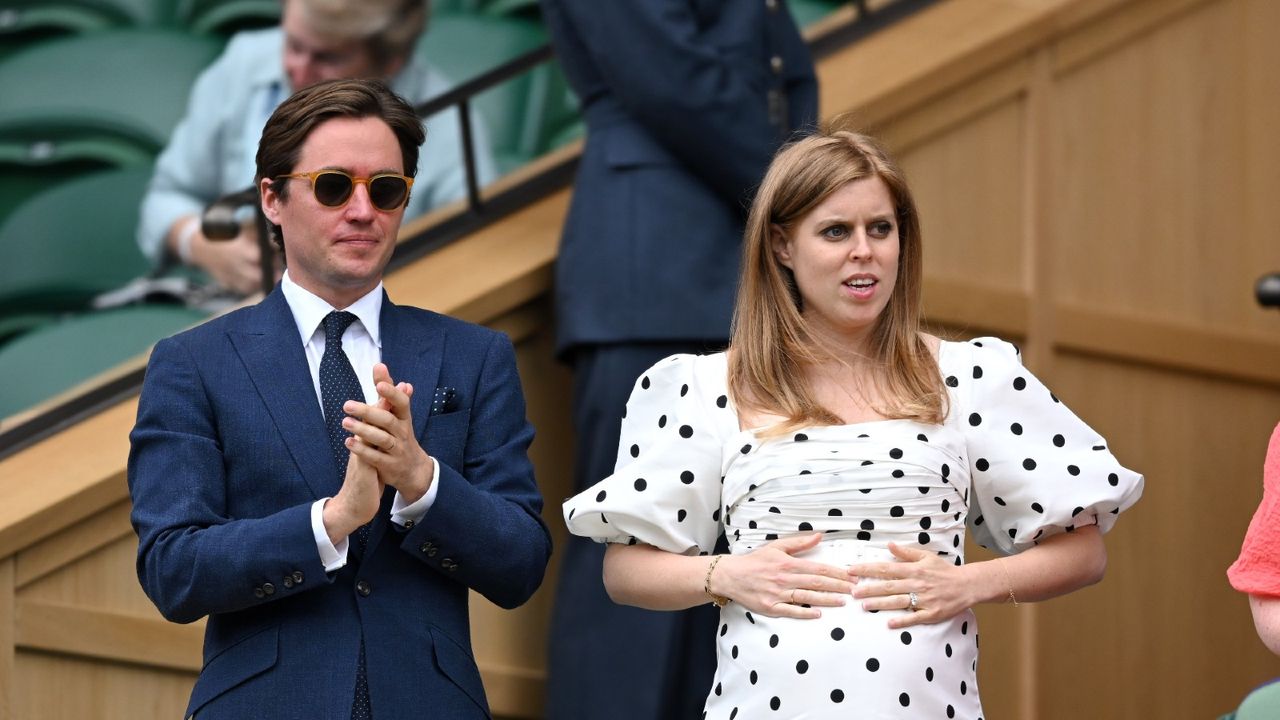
[365,294,445,552]
[229,288,339,500]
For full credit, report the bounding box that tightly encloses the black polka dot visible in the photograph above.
[740,444,753,454]
[945,375,959,387]
[680,470,695,484]
[679,425,693,439]
[941,464,950,478]
[1023,458,1037,471]
[749,670,758,684]
[918,433,929,442]
[857,531,871,540]
[968,413,982,427]
[942,499,951,512]
[945,643,953,657]
[1072,506,1085,517]
[866,658,879,671]
[918,532,930,544]
[890,448,903,459]
[730,708,737,719]
[764,533,777,540]
[748,520,757,529]
[948,705,956,718]
[796,659,809,674]
[799,522,813,531]
[633,478,647,491]
[768,506,781,514]
[1068,465,1080,476]
[799,470,812,475]
[993,496,1006,506]
[795,433,809,442]
[770,697,781,711]
[680,383,689,397]
[595,490,607,502]
[1031,502,1043,513]
[640,376,650,389]
[629,444,640,457]
[960,681,968,695]
[900,631,912,645]
[769,634,779,648]
[972,366,983,379]
[926,667,934,682]
[731,645,739,659]
[976,458,989,471]
[920,517,932,529]
[1108,473,1119,486]
[1013,376,1026,390]
[899,692,911,707]
[716,395,728,408]
[1051,392,1060,403]
[861,519,874,530]
[745,612,755,624]
[830,689,845,703]
[1053,434,1066,447]
[890,506,904,517]
[1008,528,1017,539]
[657,415,667,428]
[892,469,905,479]
[677,509,687,522]
[828,508,843,516]
[831,627,845,641]
[1010,423,1023,435]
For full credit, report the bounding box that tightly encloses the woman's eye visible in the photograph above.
[821,225,847,239]
[869,221,894,238]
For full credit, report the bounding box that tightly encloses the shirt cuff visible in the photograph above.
[390,458,441,528]
[311,498,349,572]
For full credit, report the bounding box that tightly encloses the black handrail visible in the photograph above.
[0,0,937,459]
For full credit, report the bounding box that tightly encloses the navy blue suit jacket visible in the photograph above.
[544,0,819,354]
[128,287,551,719]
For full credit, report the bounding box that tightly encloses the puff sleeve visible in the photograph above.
[1227,423,1280,596]
[563,354,730,555]
[957,338,1144,555]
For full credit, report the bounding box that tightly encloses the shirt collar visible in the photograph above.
[281,270,384,348]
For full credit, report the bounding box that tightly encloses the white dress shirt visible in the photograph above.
[281,271,440,572]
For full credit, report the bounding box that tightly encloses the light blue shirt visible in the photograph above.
[280,271,440,572]
[138,27,497,263]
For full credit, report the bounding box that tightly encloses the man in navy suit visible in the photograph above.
[128,78,550,719]
[540,1,819,718]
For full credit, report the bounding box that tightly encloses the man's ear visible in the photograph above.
[770,224,793,269]
[260,177,282,225]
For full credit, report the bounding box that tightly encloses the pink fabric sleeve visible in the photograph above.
[1228,423,1280,596]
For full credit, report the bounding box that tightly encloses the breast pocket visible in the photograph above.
[424,409,469,471]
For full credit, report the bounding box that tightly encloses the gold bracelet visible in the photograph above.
[704,555,729,608]
[998,558,1019,606]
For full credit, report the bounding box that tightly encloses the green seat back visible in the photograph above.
[0,165,154,314]
[174,0,280,36]
[0,304,208,418]
[789,0,844,28]
[418,13,555,173]
[0,28,223,158]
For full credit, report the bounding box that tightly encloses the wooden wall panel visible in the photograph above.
[13,653,193,720]
[893,97,1029,295]
[1039,354,1280,717]
[1050,0,1280,333]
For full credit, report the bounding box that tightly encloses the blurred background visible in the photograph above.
[0,0,1277,717]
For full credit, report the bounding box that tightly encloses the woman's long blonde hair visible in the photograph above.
[728,129,946,434]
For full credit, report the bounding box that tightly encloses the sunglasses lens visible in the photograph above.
[312,172,354,207]
[369,176,409,210]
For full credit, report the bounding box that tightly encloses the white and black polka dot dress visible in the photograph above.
[564,338,1144,719]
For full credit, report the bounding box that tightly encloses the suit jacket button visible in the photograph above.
[770,55,783,74]
[356,580,372,597]
[420,541,434,554]
[282,576,294,589]
[442,558,457,571]
[253,586,265,599]
[292,571,304,584]
[403,519,415,529]
[262,582,275,596]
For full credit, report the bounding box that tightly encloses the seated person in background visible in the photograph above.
[1228,422,1280,654]
[138,0,496,297]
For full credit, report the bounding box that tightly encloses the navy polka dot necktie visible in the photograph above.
[319,311,373,720]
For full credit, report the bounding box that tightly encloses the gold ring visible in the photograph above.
[790,588,798,604]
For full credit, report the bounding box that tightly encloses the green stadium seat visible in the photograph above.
[0,0,173,38]
[0,304,208,418]
[419,13,578,173]
[0,28,222,222]
[0,166,154,320]
[789,0,844,28]
[174,0,280,36]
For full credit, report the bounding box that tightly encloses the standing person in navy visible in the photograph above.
[128,78,549,719]
[539,2,819,717]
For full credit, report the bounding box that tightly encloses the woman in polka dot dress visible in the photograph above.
[563,130,1143,719]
